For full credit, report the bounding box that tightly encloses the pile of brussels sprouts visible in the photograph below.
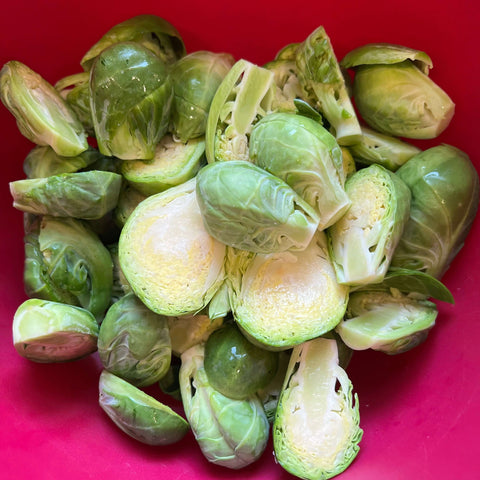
[2,14,479,480]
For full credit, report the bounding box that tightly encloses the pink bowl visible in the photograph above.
[1,2,479,479]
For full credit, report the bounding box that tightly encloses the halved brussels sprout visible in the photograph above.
[120,134,205,195]
[170,51,235,141]
[264,58,303,112]
[81,14,186,70]
[99,370,189,445]
[13,298,99,363]
[179,343,270,469]
[195,160,320,254]
[10,170,122,220]
[228,231,349,349]
[0,61,88,156]
[118,178,226,316]
[98,293,171,387]
[336,289,438,354]
[90,42,172,160]
[273,337,362,479]
[328,164,411,285]
[391,145,479,278]
[249,112,351,230]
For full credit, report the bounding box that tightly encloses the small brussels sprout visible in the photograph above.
[341,146,357,179]
[204,322,279,400]
[391,145,479,278]
[170,51,235,141]
[249,112,351,230]
[113,184,148,228]
[98,293,171,387]
[273,337,362,479]
[228,231,349,349]
[119,178,226,316]
[81,14,186,70]
[349,126,422,171]
[99,370,189,445]
[90,42,173,160]
[205,59,275,163]
[179,343,270,469]
[336,289,438,354]
[120,134,205,195]
[158,361,182,401]
[23,216,113,318]
[328,164,411,285]
[10,170,122,220]
[107,243,132,303]
[195,160,320,254]
[295,27,362,146]
[0,61,88,156]
[13,298,99,363]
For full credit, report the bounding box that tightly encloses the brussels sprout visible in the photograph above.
[120,134,205,195]
[81,14,186,70]
[0,61,88,156]
[23,145,103,179]
[205,59,275,163]
[207,280,231,319]
[228,231,349,349]
[295,27,362,146]
[349,126,422,171]
[196,160,320,254]
[328,164,411,285]
[99,370,189,445]
[264,58,303,112]
[107,243,132,303]
[13,298,99,363]
[275,42,300,61]
[170,51,235,141]
[113,184,148,228]
[90,42,173,160]
[158,361,182,401]
[98,293,171,387]
[10,170,122,220]
[249,112,351,230]
[273,337,362,479]
[204,322,279,399]
[391,145,479,278]
[168,312,223,357]
[119,178,226,316]
[179,343,270,469]
[341,146,357,179]
[23,216,113,318]
[336,289,438,354]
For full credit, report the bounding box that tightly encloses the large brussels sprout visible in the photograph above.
[10,170,122,220]
[81,14,186,70]
[170,51,235,141]
[90,42,173,160]
[328,164,411,285]
[249,112,350,230]
[196,160,320,254]
[295,26,362,146]
[336,289,438,354]
[228,231,349,349]
[99,370,189,445]
[391,145,479,278]
[23,216,113,318]
[13,299,99,363]
[120,134,205,195]
[205,59,275,163]
[98,293,171,387]
[273,337,362,480]
[0,61,88,156]
[119,178,226,316]
[179,343,270,469]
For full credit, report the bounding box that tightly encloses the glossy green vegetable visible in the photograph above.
[249,112,351,230]
[98,293,171,387]
[179,343,270,469]
[196,160,320,253]
[0,61,88,156]
[119,178,226,316]
[99,370,189,445]
[90,42,172,160]
[13,298,99,362]
[273,337,362,479]
[391,145,479,278]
